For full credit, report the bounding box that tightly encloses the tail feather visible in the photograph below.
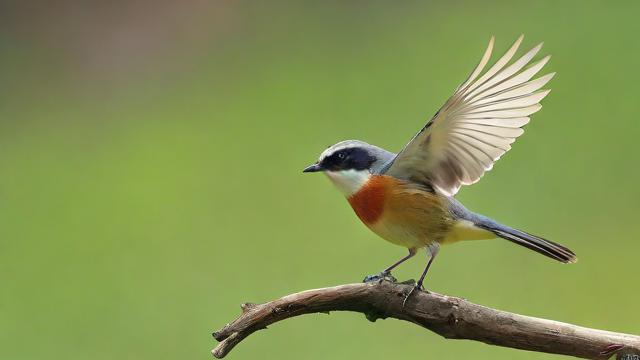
[486,226,577,263]
[449,199,577,263]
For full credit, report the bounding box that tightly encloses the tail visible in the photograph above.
[448,199,577,263]
[475,220,577,264]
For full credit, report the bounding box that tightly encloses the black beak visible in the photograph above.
[303,163,323,173]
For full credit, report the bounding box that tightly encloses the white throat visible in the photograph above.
[324,169,371,196]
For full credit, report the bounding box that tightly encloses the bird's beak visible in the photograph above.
[303,163,323,173]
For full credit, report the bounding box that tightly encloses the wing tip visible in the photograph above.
[485,36,495,56]
[513,34,525,49]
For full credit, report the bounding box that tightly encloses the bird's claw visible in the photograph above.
[363,271,397,283]
[402,283,428,308]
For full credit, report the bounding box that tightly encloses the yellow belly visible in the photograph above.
[441,219,495,244]
[367,205,496,249]
[368,219,435,248]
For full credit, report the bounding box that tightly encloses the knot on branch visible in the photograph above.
[240,302,257,313]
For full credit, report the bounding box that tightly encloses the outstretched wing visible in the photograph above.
[383,35,553,196]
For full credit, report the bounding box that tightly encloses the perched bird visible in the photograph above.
[303,36,577,300]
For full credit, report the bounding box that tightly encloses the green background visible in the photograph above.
[1,1,638,359]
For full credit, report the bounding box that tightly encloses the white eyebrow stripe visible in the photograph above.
[319,140,368,161]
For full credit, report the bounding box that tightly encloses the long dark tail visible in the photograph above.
[476,220,577,264]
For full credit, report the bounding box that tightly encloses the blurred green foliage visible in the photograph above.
[1,1,639,359]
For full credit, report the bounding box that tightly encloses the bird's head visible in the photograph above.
[303,140,393,196]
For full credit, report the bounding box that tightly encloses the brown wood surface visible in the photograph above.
[211,280,640,359]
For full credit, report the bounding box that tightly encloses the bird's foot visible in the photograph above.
[363,271,397,284]
[402,283,429,308]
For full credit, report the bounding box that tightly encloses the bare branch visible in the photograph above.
[211,280,640,359]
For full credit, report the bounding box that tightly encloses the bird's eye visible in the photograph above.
[337,153,345,159]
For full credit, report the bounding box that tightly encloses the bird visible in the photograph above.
[302,35,577,301]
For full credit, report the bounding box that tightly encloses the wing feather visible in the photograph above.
[456,123,525,138]
[383,36,553,196]
[463,35,524,95]
[458,117,530,128]
[466,90,550,113]
[466,43,544,100]
[471,56,551,102]
[471,73,555,105]
[456,37,495,93]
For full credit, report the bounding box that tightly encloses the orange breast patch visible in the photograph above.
[347,175,391,225]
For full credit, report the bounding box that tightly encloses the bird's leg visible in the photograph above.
[416,245,439,290]
[403,243,439,307]
[383,248,418,274]
[363,248,417,283]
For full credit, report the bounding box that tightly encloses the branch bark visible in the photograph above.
[211,280,640,359]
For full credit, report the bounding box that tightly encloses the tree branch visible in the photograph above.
[211,280,640,359]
